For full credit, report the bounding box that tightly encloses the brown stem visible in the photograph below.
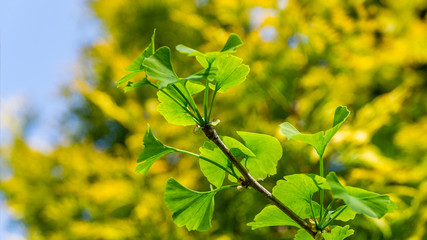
[202,124,318,238]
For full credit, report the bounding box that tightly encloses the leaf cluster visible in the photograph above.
[119,32,396,240]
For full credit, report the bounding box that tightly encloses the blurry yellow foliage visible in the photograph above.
[1,0,427,239]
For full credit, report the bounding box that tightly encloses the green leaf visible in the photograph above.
[236,132,282,179]
[176,44,204,57]
[222,136,255,158]
[183,67,218,81]
[124,78,150,92]
[125,29,156,71]
[248,174,326,229]
[294,229,314,240]
[144,46,180,89]
[247,205,300,230]
[135,124,177,174]
[199,136,254,187]
[213,54,250,93]
[164,178,219,231]
[221,33,243,52]
[280,106,350,157]
[117,71,143,87]
[199,141,229,188]
[157,90,196,126]
[326,172,393,218]
[322,225,354,240]
[274,174,326,218]
[330,206,356,222]
[294,225,354,240]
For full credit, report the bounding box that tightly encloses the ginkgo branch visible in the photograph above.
[201,124,318,238]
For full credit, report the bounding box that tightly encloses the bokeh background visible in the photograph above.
[1,0,427,239]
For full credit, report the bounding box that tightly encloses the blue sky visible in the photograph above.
[0,0,101,238]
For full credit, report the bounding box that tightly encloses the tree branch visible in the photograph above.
[202,124,318,238]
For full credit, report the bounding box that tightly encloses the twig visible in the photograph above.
[202,124,318,238]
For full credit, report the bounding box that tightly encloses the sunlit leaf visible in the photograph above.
[329,206,357,222]
[144,46,180,89]
[294,229,314,239]
[248,174,326,229]
[213,54,250,93]
[199,136,254,187]
[176,44,204,57]
[124,78,150,92]
[117,71,143,87]
[135,124,177,174]
[157,90,196,126]
[327,172,393,218]
[221,33,243,52]
[322,225,354,240]
[164,178,218,231]
[222,136,255,158]
[236,131,282,179]
[199,141,229,188]
[280,106,350,157]
[183,67,218,81]
[125,29,156,71]
[247,205,300,230]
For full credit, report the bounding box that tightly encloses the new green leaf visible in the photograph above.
[124,78,150,93]
[199,141,229,188]
[248,174,326,229]
[199,137,254,187]
[327,172,394,218]
[144,46,180,89]
[135,124,177,174]
[157,90,196,126]
[236,132,282,179]
[280,106,350,157]
[213,54,250,93]
[164,178,219,231]
[323,225,354,240]
[247,205,300,229]
[294,226,354,240]
[117,71,143,87]
[221,33,243,52]
[125,29,156,71]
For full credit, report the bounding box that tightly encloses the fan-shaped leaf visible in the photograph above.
[326,172,394,218]
[280,106,350,157]
[164,178,219,231]
[135,124,177,174]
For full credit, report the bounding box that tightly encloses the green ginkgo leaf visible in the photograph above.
[135,124,177,174]
[199,136,254,187]
[236,131,282,179]
[329,205,357,222]
[176,44,204,57]
[294,228,314,240]
[326,172,394,218]
[157,81,204,126]
[125,29,156,71]
[157,90,196,126]
[117,71,143,87]
[213,54,250,93]
[176,33,243,68]
[144,46,180,89]
[221,33,243,52]
[294,225,354,240]
[248,174,326,229]
[164,178,219,231]
[280,106,350,157]
[124,78,150,93]
[199,141,229,188]
[322,225,354,240]
[247,205,300,230]
[183,67,218,81]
